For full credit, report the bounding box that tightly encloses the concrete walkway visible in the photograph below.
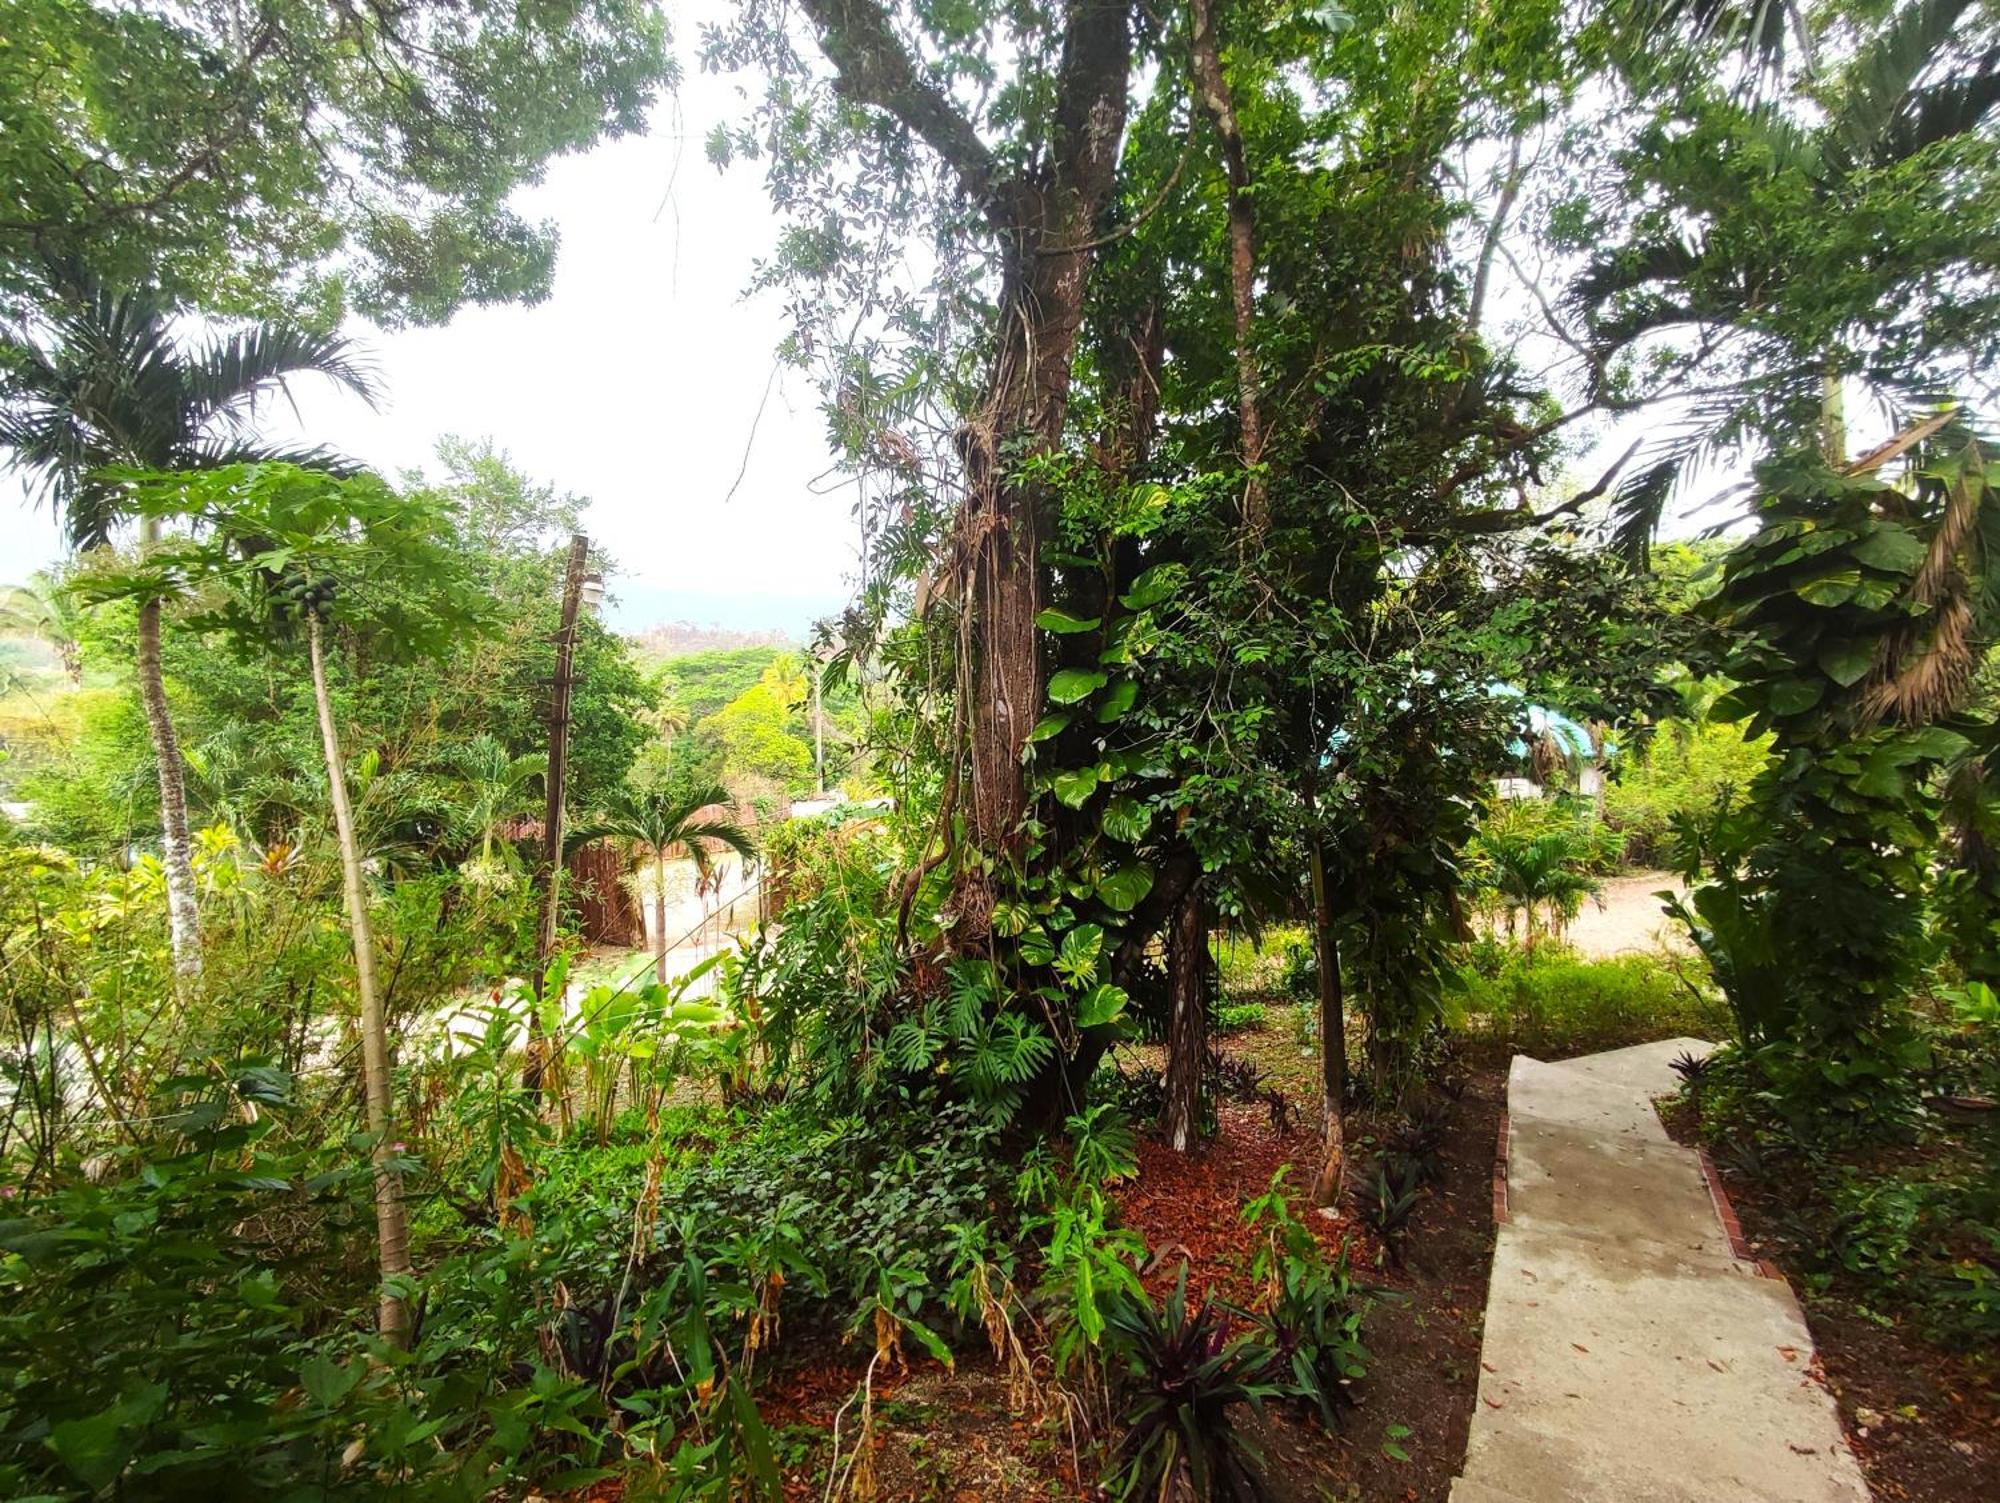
[1451,1039,1870,1503]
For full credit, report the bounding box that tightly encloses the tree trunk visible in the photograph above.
[1161,884,1209,1153]
[1308,838,1348,1207]
[308,611,412,1345]
[526,533,589,1096]
[654,851,668,986]
[135,515,200,983]
[1189,0,1267,540]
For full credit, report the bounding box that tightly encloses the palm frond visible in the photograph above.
[1832,0,1983,169]
[185,325,383,433]
[1876,43,2000,162]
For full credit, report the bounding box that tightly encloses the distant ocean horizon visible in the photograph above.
[602,579,848,640]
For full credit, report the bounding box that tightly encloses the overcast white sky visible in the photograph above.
[6,9,1766,634]
[7,28,857,638]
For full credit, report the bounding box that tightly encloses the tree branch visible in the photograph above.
[795,0,1003,210]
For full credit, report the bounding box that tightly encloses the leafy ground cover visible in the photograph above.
[552,1004,1507,1503]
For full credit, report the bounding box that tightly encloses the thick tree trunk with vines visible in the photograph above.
[799,0,1132,878]
[309,611,413,1344]
[1161,884,1209,1153]
[135,522,201,983]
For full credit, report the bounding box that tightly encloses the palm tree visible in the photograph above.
[450,734,547,867]
[0,570,86,684]
[1573,0,2000,551]
[0,269,378,979]
[577,783,757,984]
[1475,820,1605,954]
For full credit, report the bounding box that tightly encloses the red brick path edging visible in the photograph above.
[1696,1147,1787,1281]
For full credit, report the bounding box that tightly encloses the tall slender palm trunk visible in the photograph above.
[654,850,668,986]
[308,611,412,1344]
[135,517,201,981]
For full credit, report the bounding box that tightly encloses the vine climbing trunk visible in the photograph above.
[1190,0,1266,541]
[1308,837,1348,1206]
[308,610,412,1345]
[1161,885,1210,1153]
[135,515,201,983]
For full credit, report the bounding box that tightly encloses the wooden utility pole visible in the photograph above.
[525,534,589,1095]
[811,654,826,798]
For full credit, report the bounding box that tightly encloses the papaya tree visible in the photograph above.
[92,462,489,1343]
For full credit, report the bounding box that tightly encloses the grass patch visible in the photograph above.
[1454,941,1724,1057]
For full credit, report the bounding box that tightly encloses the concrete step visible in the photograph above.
[1465,1221,1866,1502]
[1507,1040,1708,1143]
[1506,1114,1739,1265]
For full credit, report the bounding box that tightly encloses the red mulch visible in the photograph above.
[571,1019,1507,1500]
[1113,1099,1377,1306]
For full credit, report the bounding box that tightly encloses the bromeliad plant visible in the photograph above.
[1100,1266,1287,1503]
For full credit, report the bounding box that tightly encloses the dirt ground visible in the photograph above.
[1563,871,1689,958]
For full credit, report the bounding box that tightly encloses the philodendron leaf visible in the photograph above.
[1768,679,1824,716]
[1049,668,1108,704]
[1036,607,1101,634]
[1119,563,1184,610]
[1850,525,1925,574]
[1056,924,1105,986]
[1100,795,1152,843]
[1027,713,1071,743]
[1096,678,1140,723]
[1097,863,1155,913]
[1817,639,1875,687]
[1074,982,1130,1029]
[1052,765,1101,809]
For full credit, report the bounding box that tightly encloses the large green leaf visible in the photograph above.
[1026,712,1070,744]
[1074,982,1130,1029]
[1119,562,1183,610]
[1036,607,1101,634]
[1817,638,1876,687]
[1850,525,1925,574]
[1100,794,1152,843]
[1056,924,1104,986]
[1768,679,1824,716]
[1096,862,1155,913]
[1096,678,1139,723]
[1048,668,1108,704]
[1052,765,1100,809]
[1795,567,1862,606]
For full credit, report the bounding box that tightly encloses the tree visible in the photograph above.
[0,271,378,980]
[450,735,548,870]
[92,460,491,1344]
[577,783,758,985]
[0,570,85,684]
[0,0,675,325]
[1565,0,2000,549]
[716,0,1136,877]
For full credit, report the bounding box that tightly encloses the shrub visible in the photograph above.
[1454,946,1723,1056]
[1603,715,1772,868]
[1214,1002,1267,1033]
